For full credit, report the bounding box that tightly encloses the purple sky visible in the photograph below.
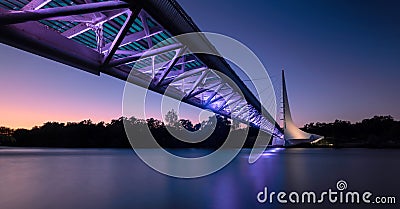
[1,0,399,128]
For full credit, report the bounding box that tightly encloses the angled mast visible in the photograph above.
[281,69,323,145]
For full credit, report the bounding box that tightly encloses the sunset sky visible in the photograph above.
[0,0,399,129]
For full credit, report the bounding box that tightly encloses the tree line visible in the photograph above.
[302,115,400,147]
[1,114,399,148]
[0,110,261,148]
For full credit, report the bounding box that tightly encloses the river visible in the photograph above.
[0,148,399,209]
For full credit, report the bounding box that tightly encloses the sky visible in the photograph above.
[0,0,399,128]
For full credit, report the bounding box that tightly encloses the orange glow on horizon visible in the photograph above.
[0,103,121,129]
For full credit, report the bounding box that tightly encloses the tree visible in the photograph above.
[0,126,15,145]
[179,119,194,131]
[165,109,179,127]
[0,126,13,136]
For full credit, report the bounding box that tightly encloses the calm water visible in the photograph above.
[0,148,399,209]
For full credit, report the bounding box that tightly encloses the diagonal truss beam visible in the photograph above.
[204,83,224,105]
[232,101,247,113]
[61,22,91,38]
[184,70,209,98]
[217,92,237,111]
[207,90,234,106]
[138,11,153,48]
[108,43,183,67]
[220,97,243,112]
[102,26,163,53]
[154,46,186,86]
[140,57,196,74]
[185,82,221,99]
[235,105,251,119]
[102,8,141,66]
[166,66,208,84]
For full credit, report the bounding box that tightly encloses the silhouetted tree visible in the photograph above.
[165,109,179,127]
[0,126,15,145]
[303,115,400,147]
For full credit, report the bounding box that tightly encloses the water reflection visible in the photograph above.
[0,148,399,209]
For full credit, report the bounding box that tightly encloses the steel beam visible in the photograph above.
[157,66,208,87]
[84,0,104,20]
[232,102,247,114]
[139,11,153,48]
[100,9,130,23]
[22,0,52,11]
[220,97,242,112]
[108,43,183,67]
[102,8,141,66]
[114,50,141,55]
[204,83,224,105]
[217,92,236,111]
[0,1,130,25]
[185,82,221,99]
[154,46,186,86]
[141,57,195,74]
[167,66,208,83]
[95,24,104,53]
[236,107,250,119]
[102,26,163,53]
[209,90,234,105]
[46,14,96,22]
[184,70,209,98]
[61,22,91,38]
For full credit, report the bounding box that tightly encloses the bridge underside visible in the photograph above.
[0,0,283,138]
